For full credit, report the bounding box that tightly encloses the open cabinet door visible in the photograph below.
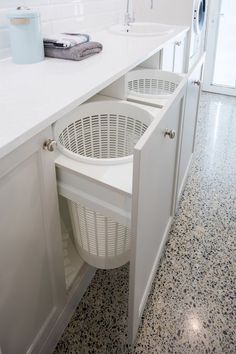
[128,82,187,344]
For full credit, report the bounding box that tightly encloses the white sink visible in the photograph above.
[109,22,174,37]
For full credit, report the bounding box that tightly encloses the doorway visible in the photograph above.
[203,0,236,96]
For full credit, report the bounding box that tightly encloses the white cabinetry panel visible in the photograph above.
[177,57,204,202]
[162,41,175,72]
[0,127,66,354]
[173,36,186,73]
[162,33,187,73]
[129,84,186,342]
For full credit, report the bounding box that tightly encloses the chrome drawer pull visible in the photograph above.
[164,129,176,139]
[193,80,201,86]
[43,139,57,152]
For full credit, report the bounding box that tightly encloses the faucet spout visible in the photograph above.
[126,0,130,14]
[124,0,134,26]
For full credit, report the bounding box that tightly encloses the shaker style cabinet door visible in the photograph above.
[173,35,186,73]
[162,33,186,74]
[129,83,187,343]
[0,127,66,354]
[161,41,175,72]
[177,56,204,202]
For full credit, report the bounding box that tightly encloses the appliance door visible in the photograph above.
[194,0,206,34]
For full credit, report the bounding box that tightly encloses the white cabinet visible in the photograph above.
[0,52,203,352]
[161,41,175,72]
[0,127,66,354]
[53,70,190,345]
[177,56,204,203]
[162,33,187,73]
[173,37,186,73]
[128,82,186,342]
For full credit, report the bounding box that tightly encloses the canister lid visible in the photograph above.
[7,7,40,19]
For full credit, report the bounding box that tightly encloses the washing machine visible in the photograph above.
[190,0,207,60]
[133,0,208,69]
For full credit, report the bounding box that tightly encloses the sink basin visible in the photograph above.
[109,22,174,37]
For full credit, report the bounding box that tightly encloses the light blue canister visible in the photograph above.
[7,7,44,64]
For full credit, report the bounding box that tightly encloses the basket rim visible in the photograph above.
[127,68,184,80]
[57,143,134,165]
[127,69,184,99]
[53,100,155,165]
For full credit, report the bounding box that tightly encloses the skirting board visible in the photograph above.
[39,264,96,354]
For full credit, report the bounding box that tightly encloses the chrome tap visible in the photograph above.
[124,0,134,26]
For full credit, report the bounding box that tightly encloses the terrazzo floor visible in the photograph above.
[54,92,236,354]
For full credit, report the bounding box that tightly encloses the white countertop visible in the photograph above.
[0,25,188,159]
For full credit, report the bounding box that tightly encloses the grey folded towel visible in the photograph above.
[44,33,90,49]
[44,41,103,61]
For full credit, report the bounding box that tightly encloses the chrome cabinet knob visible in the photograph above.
[43,139,57,152]
[164,129,176,139]
[193,80,201,86]
[175,41,182,46]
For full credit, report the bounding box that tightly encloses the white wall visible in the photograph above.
[0,0,126,59]
[133,0,194,26]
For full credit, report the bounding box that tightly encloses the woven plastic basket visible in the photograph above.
[54,101,153,269]
[127,69,182,99]
[68,201,131,269]
[53,101,152,165]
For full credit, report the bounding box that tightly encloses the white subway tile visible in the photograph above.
[0,0,125,58]
[0,1,20,9]
[0,28,10,49]
[52,3,78,20]
[41,21,53,35]
[0,8,10,28]
[51,17,85,33]
[0,47,10,59]
[23,0,51,6]
[50,0,74,4]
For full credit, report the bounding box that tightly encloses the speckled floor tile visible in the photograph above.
[54,93,236,354]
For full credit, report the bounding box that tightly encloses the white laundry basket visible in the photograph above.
[127,69,183,99]
[54,101,153,269]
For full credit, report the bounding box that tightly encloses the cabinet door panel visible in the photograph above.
[161,42,174,71]
[0,128,66,354]
[129,86,186,343]
[177,58,204,201]
[162,34,186,74]
[173,37,186,73]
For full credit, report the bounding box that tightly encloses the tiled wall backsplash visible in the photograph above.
[0,0,126,59]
